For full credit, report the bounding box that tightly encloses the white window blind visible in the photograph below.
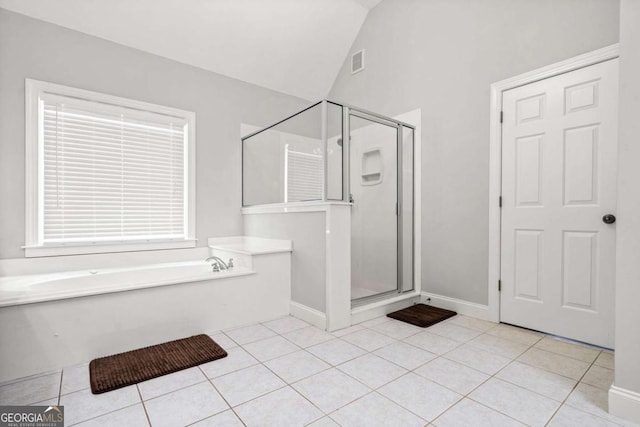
[40,94,188,244]
[284,146,323,202]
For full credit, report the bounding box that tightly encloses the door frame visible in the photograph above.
[347,110,404,305]
[487,44,619,322]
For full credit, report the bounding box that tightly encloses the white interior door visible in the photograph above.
[500,59,618,348]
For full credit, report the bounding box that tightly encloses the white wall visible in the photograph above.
[610,0,640,421]
[0,8,309,260]
[243,211,327,312]
[328,0,620,304]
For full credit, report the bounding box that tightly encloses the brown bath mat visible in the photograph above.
[387,304,457,327]
[89,334,227,394]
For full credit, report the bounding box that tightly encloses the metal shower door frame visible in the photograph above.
[342,105,414,305]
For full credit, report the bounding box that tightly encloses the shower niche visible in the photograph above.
[241,100,418,331]
[360,148,383,185]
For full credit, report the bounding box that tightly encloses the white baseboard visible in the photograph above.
[420,292,489,320]
[351,292,421,325]
[609,385,640,424]
[290,301,326,330]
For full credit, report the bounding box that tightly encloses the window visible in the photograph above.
[25,80,196,257]
[284,145,323,202]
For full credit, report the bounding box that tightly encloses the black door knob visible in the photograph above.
[603,214,616,224]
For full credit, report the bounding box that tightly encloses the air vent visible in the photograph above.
[351,49,365,74]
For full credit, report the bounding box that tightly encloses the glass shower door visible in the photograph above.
[349,114,399,302]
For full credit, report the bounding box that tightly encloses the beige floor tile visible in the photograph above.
[594,351,615,370]
[262,316,310,334]
[433,398,525,427]
[30,398,58,406]
[337,354,408,389]
[207,332,239,350]
[224,324,276,345]
[307,417,340,426]
[199,346,259,379]
[469,378,559,426]
[548,404,620,427]
[374,341,437,370]
[447,315,498,332]
[7,315,627,427]
[61,363,90,395]
[211,364,285,406]
[468,333,530,359]
[307,338,367,366]
[565,383,632,425]
[0,372,61,405]
[191,410,244,426]
[332,392,426,427]
[496,361,577,401]
[534,336,600,363]
[359,316,391,328]
[371,319,424,340]
[517,348,590,380]
[60,385,140,426]
[414,357,489,395]
[582,365,614,390]
[427,323,483,343]
[444,344,511,375]
[332,324,365,337]
[378,373,462,422]
[137,367,207,401]
[341,329,397,352]
[264,350,330,383]
[73,403,149,427]
[242,335,300,362]
[403,331,461,355]
[283,326,334,348]
[144,382,227,427]
[292,368,370,413]
[486,324,543,346]
[234,387,323,427]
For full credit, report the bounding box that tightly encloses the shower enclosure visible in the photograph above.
[242,100,415,305]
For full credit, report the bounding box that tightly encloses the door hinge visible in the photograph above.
[498,280,502,292]
[499,196,502,208]
[500,111,503,123]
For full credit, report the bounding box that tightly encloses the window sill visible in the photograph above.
[23,239,197,258]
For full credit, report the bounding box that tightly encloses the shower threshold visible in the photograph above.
[351,289,404,307]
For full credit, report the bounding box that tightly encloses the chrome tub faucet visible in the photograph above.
[205,256,233,272]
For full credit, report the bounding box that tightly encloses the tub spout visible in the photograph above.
[205,256,228,271]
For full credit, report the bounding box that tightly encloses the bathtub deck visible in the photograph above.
[0,262,254,308]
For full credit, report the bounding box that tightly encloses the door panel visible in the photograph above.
[500,59,618,348]
[349,115,398,301]
[515,134,543,206]
[513,229,543,302]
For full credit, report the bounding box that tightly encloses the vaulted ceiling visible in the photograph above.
[0,0,383,100]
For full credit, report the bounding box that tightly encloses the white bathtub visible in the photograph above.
[0,260,253,308]
[0,240,292,383]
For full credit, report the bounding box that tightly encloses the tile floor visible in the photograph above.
[0,313,635,427]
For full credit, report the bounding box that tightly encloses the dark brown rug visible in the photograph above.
[89,334,227,394]
[387,304,457,328]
